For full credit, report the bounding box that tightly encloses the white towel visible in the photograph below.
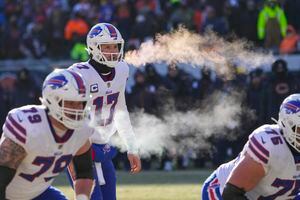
[95,162,106,185]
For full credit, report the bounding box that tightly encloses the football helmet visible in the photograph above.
[278,94,300,152]
[86,23,124,68]
[41,69,90,129]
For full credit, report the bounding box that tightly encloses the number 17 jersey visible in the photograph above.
[68,61,137,153]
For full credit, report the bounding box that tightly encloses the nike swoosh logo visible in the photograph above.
[17,115,23,122]
[261,137,266,144]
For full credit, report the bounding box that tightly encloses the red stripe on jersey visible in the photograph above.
[250,137,269,157]
[210,177,219,186]
[5,122,26,144]
[249,142,268,164]
[8,114,26,136]
[209,188,217,200]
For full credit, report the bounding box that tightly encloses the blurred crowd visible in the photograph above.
[1,58,300,170]
[1,0,300,60]
[1,0,300,170]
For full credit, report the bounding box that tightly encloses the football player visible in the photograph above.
[0,69,94,200]
[203,93,300,200]
[202,157,237,200]
[68,23,141,200]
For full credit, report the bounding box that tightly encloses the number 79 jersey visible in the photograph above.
[68,61,136,149]
[243,124,300,200]
[2,105,93,200]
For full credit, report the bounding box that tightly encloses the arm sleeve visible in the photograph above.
[244,134,270,174]
[0,166,16,199]
[222,182,248,200]
[73,147,94,180]
[114,89,139,154]
[114,64,138,154]
[257,10,266,40]
[278,9,287,37]
[2,111,28,151]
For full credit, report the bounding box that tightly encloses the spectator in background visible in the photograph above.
[13,68,40,107]
[237,0,259,43]
[98,0,115,23]
[201,5,229,35]
[246,68,265,128]
[46,2,69,59]
[280,25,300,54]
[257,0,287,49]
[261,59,298,124]
[64,11,89,42]
[169,2,194,30]
[163,64,193,111]
[145,64,163,90]
[20,16,47,59]
[284,0,300,32]
[0,73,16,128]
[64,11,89,60]
[4,16,23,59]
[115,1,132,41]
[192,67,216,107]
[129,69,158,115]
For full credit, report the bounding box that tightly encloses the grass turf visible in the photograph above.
[53,170,212,200]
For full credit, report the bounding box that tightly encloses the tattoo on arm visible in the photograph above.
[0,137,26,169]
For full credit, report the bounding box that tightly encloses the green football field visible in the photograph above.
[53,170,212,200]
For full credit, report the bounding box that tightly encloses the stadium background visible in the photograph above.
[1,0,300,199]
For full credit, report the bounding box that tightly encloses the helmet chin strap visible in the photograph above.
[271,117,278,124]
[89,59,112,74]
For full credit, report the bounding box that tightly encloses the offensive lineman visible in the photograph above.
[0,69,94,200]
[202,94,300,200]
[68,23,141,200]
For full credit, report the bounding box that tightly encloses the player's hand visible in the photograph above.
[127,153,142,174]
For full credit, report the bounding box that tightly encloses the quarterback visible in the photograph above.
[0,69,94,200]
[68,22,141,200]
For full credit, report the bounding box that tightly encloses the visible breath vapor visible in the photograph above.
[110,28,269,157]
[111,92,250,158]
[125,27,274,76]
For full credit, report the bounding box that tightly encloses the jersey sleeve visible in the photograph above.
[244,126,279,173]
[113,85,138,154]
[2,109,28,151]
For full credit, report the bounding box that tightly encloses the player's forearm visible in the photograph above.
[74,179,94,200]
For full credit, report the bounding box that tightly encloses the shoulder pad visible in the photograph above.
[3,108,28,147]
[246,125,283,166]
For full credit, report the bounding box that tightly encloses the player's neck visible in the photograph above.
[89,59,112,74]
[49,116,69,136]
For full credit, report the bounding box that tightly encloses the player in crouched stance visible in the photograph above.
[202,93,300,200]
[0,69,94,200]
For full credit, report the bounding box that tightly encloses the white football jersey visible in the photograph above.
[68,61,138,153]
[244,124,300,200]
[3,105,93,200]
[214,158,238,194]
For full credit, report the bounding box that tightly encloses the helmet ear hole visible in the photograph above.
[58,100,62,107]
[46,99,51,105]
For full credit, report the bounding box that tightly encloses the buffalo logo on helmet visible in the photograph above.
[89,26,103,38]
[44,75,68,90]
[283,101,300,114]
[105,24,118,40]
